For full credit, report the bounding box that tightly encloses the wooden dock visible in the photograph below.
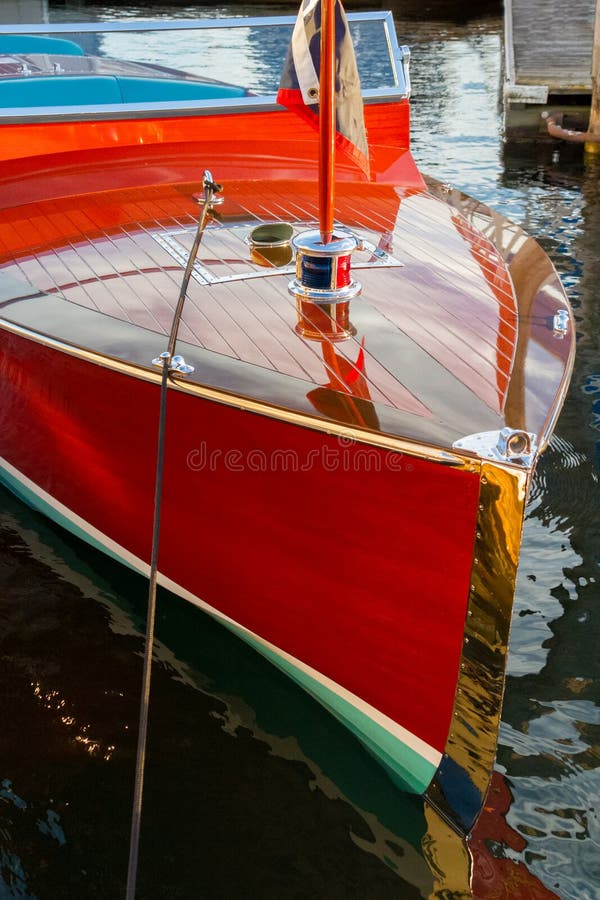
[504,0,596,141]
[505,0,595,104]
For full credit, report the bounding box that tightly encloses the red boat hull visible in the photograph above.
[0,328,481,767]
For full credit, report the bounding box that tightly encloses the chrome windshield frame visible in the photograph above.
[0,12,409,123]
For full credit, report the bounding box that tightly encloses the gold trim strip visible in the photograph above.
[0,317,472,469]
[426,460,528,834]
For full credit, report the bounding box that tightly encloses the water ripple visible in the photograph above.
[502,770,600,900]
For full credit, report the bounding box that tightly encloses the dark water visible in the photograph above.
[1,4,599,898]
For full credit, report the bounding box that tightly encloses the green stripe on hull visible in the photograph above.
[0,464,137,572]
[229,627,437,795]
[1,461,436,795]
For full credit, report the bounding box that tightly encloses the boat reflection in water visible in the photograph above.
[0,485,561,897]
[0,7,574,855]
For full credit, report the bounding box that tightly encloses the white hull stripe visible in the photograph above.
[0,455,441,770]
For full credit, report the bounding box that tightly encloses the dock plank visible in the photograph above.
[508,0,595,92]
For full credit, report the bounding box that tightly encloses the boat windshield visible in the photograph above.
[0,13,409,117]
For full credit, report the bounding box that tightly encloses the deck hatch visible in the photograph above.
[152,222,403,286]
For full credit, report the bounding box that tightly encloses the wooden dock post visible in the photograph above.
[587,0,600,153]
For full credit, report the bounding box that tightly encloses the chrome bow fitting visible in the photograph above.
[289,230,361,342]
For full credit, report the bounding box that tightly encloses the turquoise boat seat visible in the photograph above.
[0,35,84,55]
[0,74,247,108]
[0,76,123,107]
[117,76,247,102]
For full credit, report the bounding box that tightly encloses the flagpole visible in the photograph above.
[319,0,336,243]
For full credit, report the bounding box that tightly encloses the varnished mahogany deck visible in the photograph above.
[0,168,572,450]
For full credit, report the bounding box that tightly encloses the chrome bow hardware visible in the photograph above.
[453,428,538,467]
[151,351,195,375]
[195,171,225,209]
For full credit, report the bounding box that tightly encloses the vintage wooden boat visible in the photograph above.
[0,11,573,836]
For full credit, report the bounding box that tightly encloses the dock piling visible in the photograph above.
[587,0,600,153]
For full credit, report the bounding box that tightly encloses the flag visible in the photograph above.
[277,0,370,178]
